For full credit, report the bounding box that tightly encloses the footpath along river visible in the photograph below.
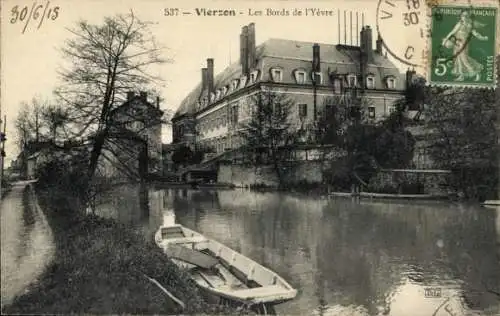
[94,184,500,316]
[1,182,55,309]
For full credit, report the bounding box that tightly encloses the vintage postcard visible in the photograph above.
[1,0,499,315]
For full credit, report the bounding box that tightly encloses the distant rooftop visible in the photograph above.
[173,37,402,120]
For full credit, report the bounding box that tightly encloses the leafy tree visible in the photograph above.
[239,89,299,186]
[14,97,46,151]
[425,87,498,200]
[314,96,349,146]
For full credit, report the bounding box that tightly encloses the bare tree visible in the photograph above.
[14,97,47,151]
[42,104,70,142]
[54,12,169,195]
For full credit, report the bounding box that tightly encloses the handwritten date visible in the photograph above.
[11,1,60,34]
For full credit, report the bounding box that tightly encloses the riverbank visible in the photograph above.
[329,191,450,201]
[2,186,247,315]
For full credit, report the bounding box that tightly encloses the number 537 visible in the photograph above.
[434,58,453,76]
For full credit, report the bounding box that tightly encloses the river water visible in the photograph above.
[1,182,55,309]
[95,184,500,316]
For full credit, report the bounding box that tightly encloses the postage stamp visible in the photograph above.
[427,0,499,87]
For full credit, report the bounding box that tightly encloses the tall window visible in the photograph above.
[249,70,259,83]
[366,76,375,89]
[368,106,376,119]
[333,78,342,93]
[348,75,357,87]
[386,77,396,89]
[232,79,239,90]
[312,72,322,85]
[298,104,308,118]
[239,76,247,88]
[271,69,283,82]
[295,71,306,84]
[232,105,239,124]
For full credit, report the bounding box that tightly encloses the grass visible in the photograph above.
[2,185,250,315]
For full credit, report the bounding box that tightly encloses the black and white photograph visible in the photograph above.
[1,0,499,315]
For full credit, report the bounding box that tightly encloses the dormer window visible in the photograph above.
[249,70,259,84]
[271,68,283,82]
[210,92,216,102]
[366,76,375,89]
[347,74,357,87]
[239,76,247,89]
[232,79,239,90]
[216,89,221,100]
[294,70,307,84]
[223,85,228,95]
[311,72,323,85]
[386,77,396,89]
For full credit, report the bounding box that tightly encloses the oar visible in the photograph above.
[140,272,186,310]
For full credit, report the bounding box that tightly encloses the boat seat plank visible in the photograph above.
[167,244,219,269]
[164,236,206,244]
[233,285,293,299]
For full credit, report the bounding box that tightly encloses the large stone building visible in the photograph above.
[172,23,411,154]
[98,91,163,181]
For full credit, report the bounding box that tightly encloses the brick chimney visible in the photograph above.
[206,58,214,95]
[362,26,374,63]
[247,23,256,71]
[240,25,249,74]
[127,91,135,100]
[376,33,383,55]
[312,43,320,72]
[360,26,375,90]
[201,67,208,90]
[156,96,160,109]
[139,91,147,102]
[405,68,416,89]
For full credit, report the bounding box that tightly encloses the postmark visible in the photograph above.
[376,0,429,68]
[427,0,498,87]
[376,0,474,68]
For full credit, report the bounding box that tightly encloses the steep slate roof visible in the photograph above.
[173,38,404,120]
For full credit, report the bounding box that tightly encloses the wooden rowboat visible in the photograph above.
[481,200,500,208]
[154,224,297,313]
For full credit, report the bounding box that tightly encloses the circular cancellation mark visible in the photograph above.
[376,0,474,68]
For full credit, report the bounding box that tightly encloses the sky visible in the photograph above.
[1,0,431,166]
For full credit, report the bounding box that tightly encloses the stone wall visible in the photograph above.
[218,161,324,187]
[367,169,451,195]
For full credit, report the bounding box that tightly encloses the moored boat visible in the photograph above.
[154,224,297,313]
[481,200,500,208]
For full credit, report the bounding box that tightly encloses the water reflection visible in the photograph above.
[96,185,500,315]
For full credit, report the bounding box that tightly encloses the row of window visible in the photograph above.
[297,104,394,120]
[197,104,241,134]
[202,136,243,154]
[198,69,397,111]
[271,67,397,90]
[196,103,388,135]
[199,70,260,109]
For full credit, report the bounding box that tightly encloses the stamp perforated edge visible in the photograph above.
[424,0,499,89]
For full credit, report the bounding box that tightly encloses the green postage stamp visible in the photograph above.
[428,2,498,87]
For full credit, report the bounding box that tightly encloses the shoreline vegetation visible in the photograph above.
[2,184,250,315]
